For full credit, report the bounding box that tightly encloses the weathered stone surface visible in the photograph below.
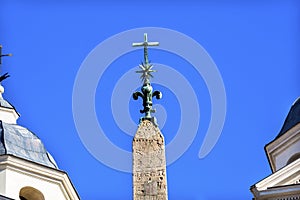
[133,120,168,200]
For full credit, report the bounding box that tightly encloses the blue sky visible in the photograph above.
[1,1,300,199]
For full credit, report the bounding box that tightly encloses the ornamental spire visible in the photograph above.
[132,33,159,84]
[132,33,162,125]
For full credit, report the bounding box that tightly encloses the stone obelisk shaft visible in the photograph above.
[133,120,168,200]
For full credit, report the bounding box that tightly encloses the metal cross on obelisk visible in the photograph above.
[132,33,159,84]
[0,45,12,83]
[132,33,162,124]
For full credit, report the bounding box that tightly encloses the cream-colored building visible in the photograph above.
[0,83,79,199]
[251,98,300,199]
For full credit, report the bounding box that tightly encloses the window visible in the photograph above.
[19,187,45,200]
[286,152,300,165]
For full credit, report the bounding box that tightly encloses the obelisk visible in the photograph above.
[132,33,168,200]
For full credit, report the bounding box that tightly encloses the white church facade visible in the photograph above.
[251,98,300,199]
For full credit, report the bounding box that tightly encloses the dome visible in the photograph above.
[0,121,57,168]
[277,97,300,138]
[0,84,57,168]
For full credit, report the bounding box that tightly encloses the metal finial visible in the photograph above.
[0,45,12,83]
[132,34,162,125]
[132,33,159,84]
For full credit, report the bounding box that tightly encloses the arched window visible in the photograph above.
[19,186,45,200]
[286,152,300,165]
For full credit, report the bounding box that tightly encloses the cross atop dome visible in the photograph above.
[0,45,12,83]
[0,45,12,65]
